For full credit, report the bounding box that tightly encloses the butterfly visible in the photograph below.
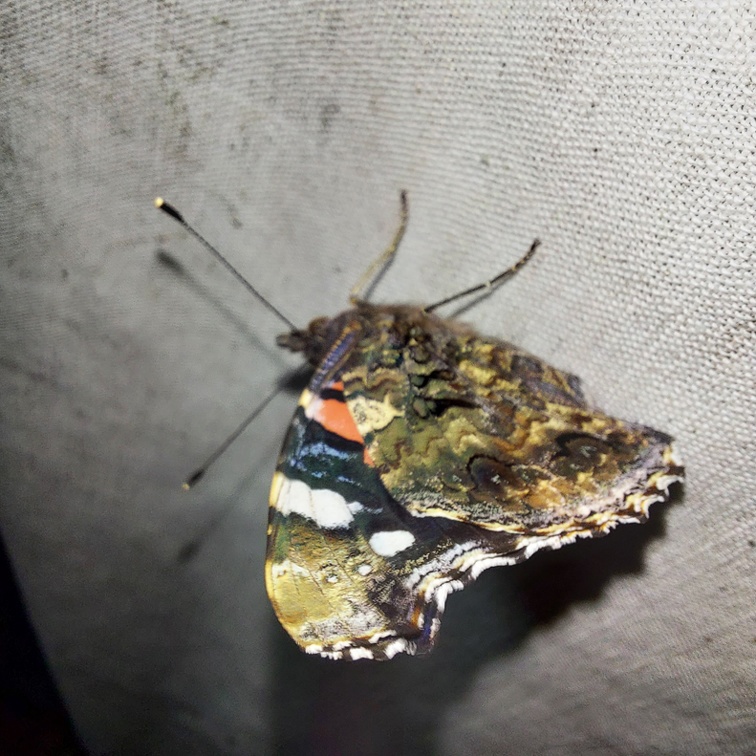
[156,193,684,661]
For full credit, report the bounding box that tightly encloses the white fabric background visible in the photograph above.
[2,1,754,754]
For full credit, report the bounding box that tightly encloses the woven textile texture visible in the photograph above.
[1,2,754,754]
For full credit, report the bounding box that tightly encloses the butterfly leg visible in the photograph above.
[424,238,540,313]
[349,190,409,304]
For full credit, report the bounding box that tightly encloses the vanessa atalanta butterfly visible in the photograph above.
[157,193,684,661]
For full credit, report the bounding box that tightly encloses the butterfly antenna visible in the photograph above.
[154,197,296,330]
[154,197,294,488]
[424,238,540,313]
[349,190,409,304]
[181,383,281,490]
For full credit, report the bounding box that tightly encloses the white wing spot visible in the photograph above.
[275,476,355,529]
[369,530,415,557]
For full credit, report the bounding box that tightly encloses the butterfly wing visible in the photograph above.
[340,305,682,535]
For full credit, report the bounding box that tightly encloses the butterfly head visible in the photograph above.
[276,311,361,368]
